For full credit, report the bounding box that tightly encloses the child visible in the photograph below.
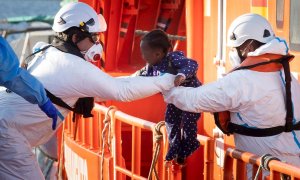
[137,29,201,164]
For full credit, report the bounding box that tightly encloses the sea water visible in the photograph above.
[0,0,61,19]
[0,0,61,58]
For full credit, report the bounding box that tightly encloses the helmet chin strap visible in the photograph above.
[236,47,246,63]
[237,40,255,62]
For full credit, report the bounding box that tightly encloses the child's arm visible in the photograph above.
[170,51,198,79]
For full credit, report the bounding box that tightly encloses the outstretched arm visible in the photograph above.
[163,75,244,113]
[85,68,175,101]
[64,60,175,101]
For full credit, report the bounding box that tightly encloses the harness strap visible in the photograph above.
[281,57,294,132]
[216,55,297,137]
[228,121,300,137]
[45,90,74,112]
[23,45,52,69]
[30,45,53,57]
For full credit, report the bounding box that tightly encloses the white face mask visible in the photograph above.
[228,49,241,68]
[81,43,103,62]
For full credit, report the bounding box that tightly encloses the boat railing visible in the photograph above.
[223,148,300,180]
[62,104,112,180]
[62,104,215,180]
[197,134,214,180]
[108,105,216,180]
[110,105,159,180]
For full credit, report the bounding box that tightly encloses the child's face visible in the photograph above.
[140,40,164,65]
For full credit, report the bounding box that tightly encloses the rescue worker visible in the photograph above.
[0,36,58,129]
[163,13,300,177]
[0,2,175,179]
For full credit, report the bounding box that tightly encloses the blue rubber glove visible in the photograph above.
[39,99,59,130]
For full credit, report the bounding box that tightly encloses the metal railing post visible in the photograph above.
[132,126,141,179]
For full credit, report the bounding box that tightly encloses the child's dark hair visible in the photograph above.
[141,29,172,54]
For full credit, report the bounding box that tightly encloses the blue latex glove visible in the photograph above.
[39,99,59,130]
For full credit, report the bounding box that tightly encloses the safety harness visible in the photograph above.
[214,54,300,137]
[24,37,94,121]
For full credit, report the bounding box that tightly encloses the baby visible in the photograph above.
[137,29,201,164]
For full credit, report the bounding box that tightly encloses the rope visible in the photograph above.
[254,154,281,180]
[148,121,165,180]
[100,106,116,180]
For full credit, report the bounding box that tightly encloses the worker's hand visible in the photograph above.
[174,74,185,87]
[39,99,59,130]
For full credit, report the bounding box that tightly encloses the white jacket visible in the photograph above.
[0,46,174,179]
[164,68,300,166]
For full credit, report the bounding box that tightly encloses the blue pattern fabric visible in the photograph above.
[140,51,201,160]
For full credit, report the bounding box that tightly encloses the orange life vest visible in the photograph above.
[214,54,299,136]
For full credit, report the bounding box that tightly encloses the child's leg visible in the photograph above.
[178,112,201,159]
[165,104,183,161]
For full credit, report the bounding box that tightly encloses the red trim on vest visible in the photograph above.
[241,54,284,72]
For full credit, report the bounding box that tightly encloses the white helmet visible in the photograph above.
[227,13,275,48]
[52,2,107,33]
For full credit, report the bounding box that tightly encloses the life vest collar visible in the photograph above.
[232,53,294,72]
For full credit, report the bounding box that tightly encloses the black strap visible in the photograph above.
[28,45,53,59]
[46,89,94,120]
[23,45,53,69]
[228,121,300,137]
[45,89,74,112]
[52,36,85,58]
[281,56,294,132]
